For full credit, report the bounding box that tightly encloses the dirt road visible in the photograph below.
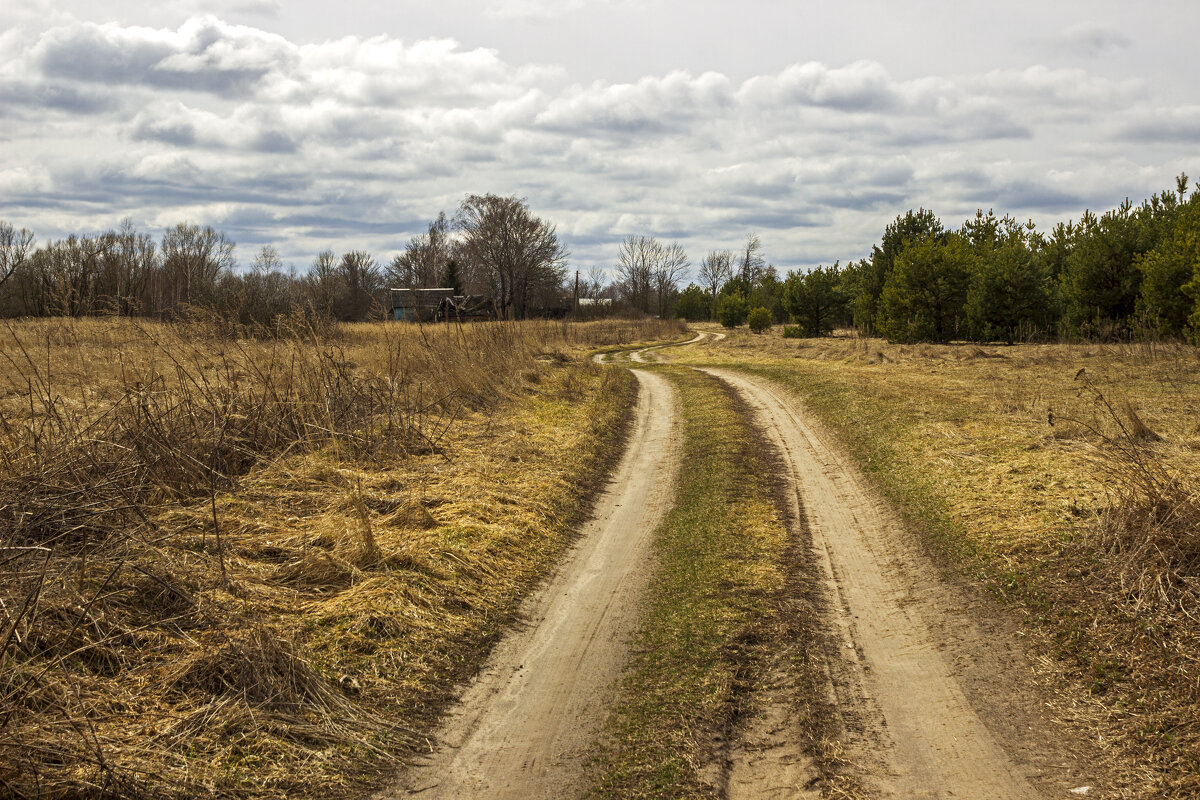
[703,368,1093,799]
[383,331,1093,799]
[383,369,679,800]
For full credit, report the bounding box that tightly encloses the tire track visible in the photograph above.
[382,369,680,800]
[701,367,1044,800]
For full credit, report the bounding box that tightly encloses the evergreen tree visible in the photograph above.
[750,266,786,323]
[716,289,749,328]
[853,209,944,333]
[441,259,464,294]
[1138,188,1199,338]
[674,283,712,321]
[964,241,1052,343]
[1060,202,1156,337]
[877,233,972,343]
[782,264,844,337]
[747,306,773,333]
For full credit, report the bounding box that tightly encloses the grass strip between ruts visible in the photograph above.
[585,366,790,798]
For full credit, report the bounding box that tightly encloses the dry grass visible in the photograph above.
[675,325,1200,797]
[0,315,652,799]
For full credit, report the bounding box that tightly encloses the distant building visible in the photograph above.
[578,298,613,308]
[390,288,454,321]
[390,288,498,322]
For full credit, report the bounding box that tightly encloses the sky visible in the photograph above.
[2,0,1198,276]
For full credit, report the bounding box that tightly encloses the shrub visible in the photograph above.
[782,325,804,339]
[747,306,772,333]
[716,290,749,328]
[674,284,712,322]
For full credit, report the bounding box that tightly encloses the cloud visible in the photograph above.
[2,14,1195,271]
[535,71,732,137]
[1114,106,1200,143]
[170,0,281,16]
[484,0,587,19]
[1057,23,1132,58]
[0,80,114,116]
[31,17,286,95]
[739,61,899,112]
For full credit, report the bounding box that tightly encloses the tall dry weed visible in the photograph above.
[0,315,668,798]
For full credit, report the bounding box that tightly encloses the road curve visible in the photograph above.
[382,369,680,800]
[700,368,1042,800]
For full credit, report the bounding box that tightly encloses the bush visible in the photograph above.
[782,325,804,339]
[674,284,712,322]
[716,291,749,328]
[747,306,772,333]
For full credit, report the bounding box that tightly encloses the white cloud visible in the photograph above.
[739,61,899,111]
[0,166,52,194]
[1,13,1196,271]
[170,0,281,16]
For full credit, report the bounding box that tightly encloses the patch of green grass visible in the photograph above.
[586,367,790,798]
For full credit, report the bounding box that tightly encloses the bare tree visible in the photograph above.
[32,234,112,316]
[304,250,341,318]
[388,212,455,289]
[652,242,689,317]
[160,223,236,312]
[338,250,383,321]
[239,245,294,325]
[584,265,609,298]
[738,233,766,285]
[615,235,659,314]
[99,219,158,315]
[0,221,34,291]
[698,249,733,298]
[456,194,568,319]
[616,236,688,316]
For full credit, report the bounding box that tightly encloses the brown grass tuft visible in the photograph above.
[0,315,655,799]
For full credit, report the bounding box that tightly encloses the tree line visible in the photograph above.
[5,176,1197,340]
[672,174,1200,343]
[0,194,570,325]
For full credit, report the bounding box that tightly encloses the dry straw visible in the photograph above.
[0,314,679,799]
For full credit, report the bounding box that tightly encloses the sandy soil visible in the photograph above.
[380,330,1099,800]
[381,369,680,800]
[702,367,1100,800]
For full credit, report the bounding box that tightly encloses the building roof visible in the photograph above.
[390,288,455,308]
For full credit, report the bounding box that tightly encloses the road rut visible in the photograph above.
[383,369,679,800]
[702,367,1044,800]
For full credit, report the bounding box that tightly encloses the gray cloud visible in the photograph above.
[1115,108,1200,143]
[1057,23,1132,58]
[1,13,1196,272]
[33,18,277,95]
[0,80,114,115]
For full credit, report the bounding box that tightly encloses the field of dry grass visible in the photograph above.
[675,326,1200,798]
[0,315,685,799]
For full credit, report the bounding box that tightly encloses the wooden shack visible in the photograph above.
[390,288,455,321]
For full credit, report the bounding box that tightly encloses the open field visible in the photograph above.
[0,316,684,799]
[671,326,1200,798]
[7,315,1199,799]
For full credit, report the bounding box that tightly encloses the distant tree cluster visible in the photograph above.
[0,194,570,325]
[673,174,1200,344]
[843,173,1200,343]
[671,233,792,330]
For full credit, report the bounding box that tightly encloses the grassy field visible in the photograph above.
[0,316,683,799]
[673,326,1200,798]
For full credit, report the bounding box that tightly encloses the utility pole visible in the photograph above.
[573,270,580,317]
